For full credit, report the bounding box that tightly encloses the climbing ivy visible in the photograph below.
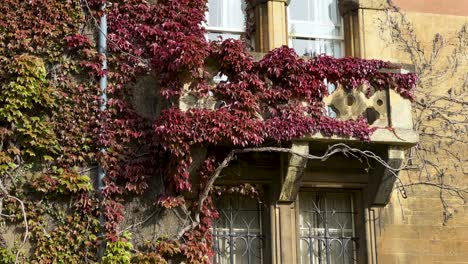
[102,232,133,264]
[0,0,417,263]
[0,247,15,264]
[0,55,58,171]
[30,213,100,264]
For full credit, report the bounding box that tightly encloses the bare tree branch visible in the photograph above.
[0,178,29,264]
[382,0,468,223]
[177,143,405,238]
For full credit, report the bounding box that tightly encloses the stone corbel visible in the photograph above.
[278,141,309,202]
[369,146,405,206]
[274,141,308,264]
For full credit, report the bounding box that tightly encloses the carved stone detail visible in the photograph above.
[323,84,389,126]
[369,146,405,206]
[279,141,309,202]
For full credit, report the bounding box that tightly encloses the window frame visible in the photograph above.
[211,185,273,264]
[205,0,248,40]
[211,162,370,264]
[295,188,366,264]
[287,0,346,57]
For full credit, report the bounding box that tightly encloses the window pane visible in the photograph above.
[289,0,344,58]
[289,23,342,39]
[288,0,341,25]
[207,0,246,30]
[289,0,342,37]
[213,194,264,264]
[298,192,357,264]
[291,38,343,57]
[207,32,243,41]
[290,0,314,21]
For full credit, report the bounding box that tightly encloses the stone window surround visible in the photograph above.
[249,0,363,58]
[211,186,369,264]
[212,143,396,264]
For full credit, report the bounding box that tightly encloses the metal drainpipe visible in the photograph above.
[97,1,108,259]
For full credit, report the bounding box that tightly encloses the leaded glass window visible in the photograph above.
[298,191,357,264]
[212,194,264,264]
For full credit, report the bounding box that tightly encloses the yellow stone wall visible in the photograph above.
[358,2,468,263]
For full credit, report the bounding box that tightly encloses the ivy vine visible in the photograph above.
[0,0,416,263]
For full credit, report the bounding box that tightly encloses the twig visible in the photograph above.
[177,143,405,238]
[79,166,98,174]
[119,209,160,235]
[8,195,28,264]
[382,0,468,224]
[0,177,28,263]
[403,182,468,201]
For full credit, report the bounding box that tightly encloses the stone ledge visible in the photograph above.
[303,128,419,147]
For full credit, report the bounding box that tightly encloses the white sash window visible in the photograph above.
[206,0,247,41]
[288,0,344,57]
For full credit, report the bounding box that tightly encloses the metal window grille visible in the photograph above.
[298,191,358,264]
[212,195,264,264]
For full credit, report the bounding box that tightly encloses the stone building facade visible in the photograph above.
[1,1,466,263]
[162,0,467,263]
[365,1,468,263]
